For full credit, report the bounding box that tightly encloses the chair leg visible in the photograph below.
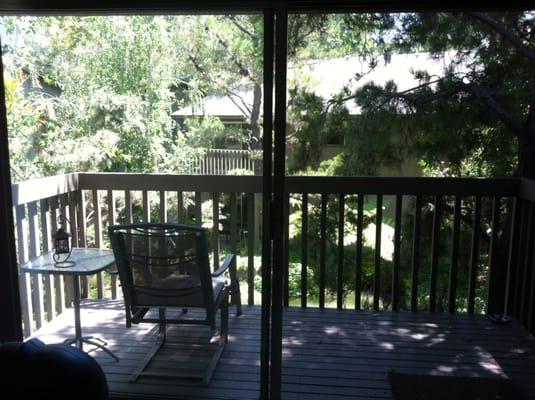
[221,294,229,344]
[125,305,132,328]
[203,296,229,384]
[130,306,226,385]
[203,334,226,385]
[233,292,242,317]
[129,329,165,383]
[158,308,166,339]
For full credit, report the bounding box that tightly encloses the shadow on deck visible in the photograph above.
[31,300,535,399]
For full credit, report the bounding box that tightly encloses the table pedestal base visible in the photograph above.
[63,336,119,362]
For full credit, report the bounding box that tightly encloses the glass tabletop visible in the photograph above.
[20,247,116,276]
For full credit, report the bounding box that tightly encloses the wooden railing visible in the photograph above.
[506,178,535,332]
[11,173,535,338]
[283,177,520,314]
[12,173,262,337]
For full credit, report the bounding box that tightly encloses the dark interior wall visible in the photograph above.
[0,36,22,342]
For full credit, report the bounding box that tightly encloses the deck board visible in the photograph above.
[31,300,535,399]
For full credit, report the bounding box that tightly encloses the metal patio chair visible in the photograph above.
[108,223,241,384]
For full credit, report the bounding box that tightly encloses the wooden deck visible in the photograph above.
[31,300,535,399]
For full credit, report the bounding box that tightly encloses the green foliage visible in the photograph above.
[343,113,410,176]
[286,193,394,307]
[1,15,268,178]
[2,16,192,178]
[295,153,346,177]
[286,89,351,173]
[288,14,395,60]
[182,116,226,148]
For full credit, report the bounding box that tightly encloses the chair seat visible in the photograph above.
[136,275,226,307]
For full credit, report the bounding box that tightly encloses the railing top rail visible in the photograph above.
[285,176,520,196]
[11,172,529,206]
[11,173,78,206]
[518,178,535,202]
[77,172,263,192]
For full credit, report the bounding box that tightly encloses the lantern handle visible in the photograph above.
[57,214,72,230]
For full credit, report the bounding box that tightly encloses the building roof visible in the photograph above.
[172,52,460,121]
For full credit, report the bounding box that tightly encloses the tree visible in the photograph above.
[343,11,534,178]
[177,15,264,150]
[2,15,205,179]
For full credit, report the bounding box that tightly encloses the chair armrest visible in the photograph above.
[212,254,235,277]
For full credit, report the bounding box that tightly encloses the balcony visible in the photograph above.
[11,172,535,399]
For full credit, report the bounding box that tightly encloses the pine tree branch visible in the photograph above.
[226,89,252,116]
[327,78,450,107]
[466,82,526,137]
[209,26,254,80]
[469,12,535,65]
[226,15,256,39]
[331,76,526,139]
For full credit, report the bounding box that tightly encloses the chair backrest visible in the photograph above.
[108,223,213,311]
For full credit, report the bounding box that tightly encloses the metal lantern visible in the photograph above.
[53,215,74,267]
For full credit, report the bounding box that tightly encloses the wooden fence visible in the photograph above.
[178,148,261,175]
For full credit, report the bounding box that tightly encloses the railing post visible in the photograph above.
[195,192,202,226]
[50,196,65,314]
[374,194,383,311]
[520,203,534,325]
[448,196,461,314]
[28,201,45,329]
[212,192,220,271]
[319,194,327,309]
[40,198,55,321]
[337,193,345,309]
[283,193,290,307]
[60,194,74,310]
[392,194,402,312]
[247,193,255,306]
[177,191,185,223]
[429,195,442,312]
[92,190,104,299]
[504,197,521,316]
[301,193,308,308]
[468,196,482,314]
[230,193,240,310]
[15,205,33,337]
[107,189,117,299]
[410,195,422,312]
[77,190,89,299]
[159,191,167,223]
[487,196,504,315]
[355,194,364,310]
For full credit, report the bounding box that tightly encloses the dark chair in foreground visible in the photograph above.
[0,338,108,399]
[108,223,241,384]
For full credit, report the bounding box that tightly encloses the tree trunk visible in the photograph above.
[248,83,262,150]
